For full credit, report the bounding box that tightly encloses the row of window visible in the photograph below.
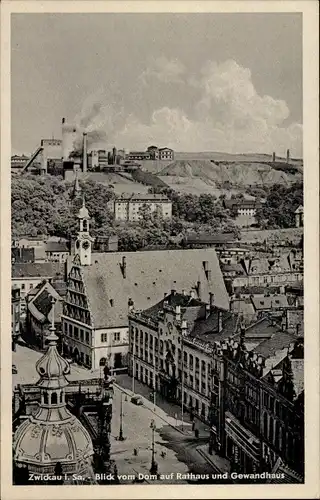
[101,332,121,343]
[132,360,209,418]
[64,322,91,344]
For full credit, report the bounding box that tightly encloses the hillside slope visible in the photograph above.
[159,160,302,187]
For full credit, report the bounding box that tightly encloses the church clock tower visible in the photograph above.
[75,197,95,266]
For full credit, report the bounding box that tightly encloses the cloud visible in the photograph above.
[140,56,186,85]
[116,59,302,156]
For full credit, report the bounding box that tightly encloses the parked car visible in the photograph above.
[131,395,143,405]
[12,364,18,374]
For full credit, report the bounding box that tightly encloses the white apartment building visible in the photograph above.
[109,193,172,221]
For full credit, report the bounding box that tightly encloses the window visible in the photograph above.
[80,352,84,363]
[30,284,33,289]
[69,324,73,336]
[64,323,68,333]
[74,327,79,340]
[114,332,120,342]
[21,284,25,290]
[189,354,194,369]
[80,329,84,342]
[51,392,57,405]
[101,333,108,343]
[85,331,89,344]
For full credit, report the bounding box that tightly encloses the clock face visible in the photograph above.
[75,240,80,250]
[82,241,90,250]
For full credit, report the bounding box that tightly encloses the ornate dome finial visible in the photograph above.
[78,194,90,219]
[35,296,70,388]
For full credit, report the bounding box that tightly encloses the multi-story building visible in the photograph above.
[11,262,66,299]
[159,147,174,161]
[208,322,304,480]
[25,279,66,350]
[223,252,303,292]
[224,199,262,217]
[61,202,229,371]
[45,240,70,263]
[12,286,21,351]
[109,193,172,221]
[128,290,231,422]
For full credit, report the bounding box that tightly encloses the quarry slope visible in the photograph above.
[158,160,303,187]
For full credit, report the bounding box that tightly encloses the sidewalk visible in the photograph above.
[114,373,210,437]
[196,444,231,474]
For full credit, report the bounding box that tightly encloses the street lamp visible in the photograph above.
[149,419,158,475]
[118,390,125,441]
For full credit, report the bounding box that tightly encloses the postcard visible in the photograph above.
[1,1,319,499]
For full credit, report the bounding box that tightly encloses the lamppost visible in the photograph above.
[118,390,125,441]
[149,419,158,474]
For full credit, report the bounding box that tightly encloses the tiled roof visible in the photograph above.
[45,241,69,253]
[142,292,203,321]
[253,328,296,359]
[185,232,236,245]
[78,249,229,329]
[251,294,289,311]
[12,262,65,279]
[224,199,262,210]
[115,193,170,202]
[28,282,64,324]
[220,263,244,274]
[233,285,281,296]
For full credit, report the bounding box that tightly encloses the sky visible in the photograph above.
[11,13,302,157]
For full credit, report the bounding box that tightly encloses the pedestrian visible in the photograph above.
[133,447,138,456]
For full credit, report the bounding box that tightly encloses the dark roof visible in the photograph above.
[28,281,64,324]
[115,193,169,202]
[12,262,65,279]
[190,310,239,343]
[251,294,289,311]
[45,241,69,253]
[224,199,262,210]
[185,233,236,245]
[143,292,203,321]
[220,263,244,274]
[253,328,296,358]
[76,248,229,329]
[233,285,281,295]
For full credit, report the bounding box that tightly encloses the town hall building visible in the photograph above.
[61,200,229,371]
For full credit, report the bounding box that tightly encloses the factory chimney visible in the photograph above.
[62,117,65,124]
[83,133,88,173]
[286,149,290,163]
[272,152,276,162]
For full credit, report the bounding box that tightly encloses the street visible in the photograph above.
[12,344,230,483]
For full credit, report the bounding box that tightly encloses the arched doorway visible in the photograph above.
[73,348,80,364]
[99,357,107,367]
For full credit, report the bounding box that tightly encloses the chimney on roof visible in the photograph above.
[181,320,188,337]
[171,289,176,296]
[209,292,215,310]
[182,289,186,295]
[121,256,127,278]
[196,280,201,300]
[205,304,210,320]
[218,310,223,333]
[190,289,196,299]
[175,305,181,322]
